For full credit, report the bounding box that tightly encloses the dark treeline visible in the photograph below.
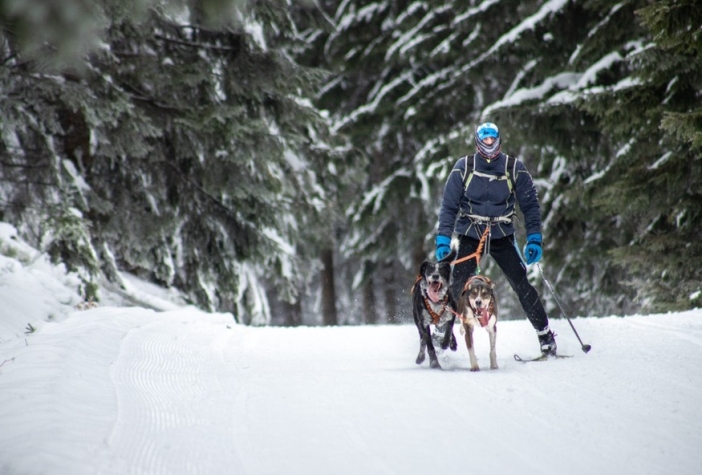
[1,0,700,324]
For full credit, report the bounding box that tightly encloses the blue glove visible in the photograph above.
[524,233,543,265]
[435,235,451,261]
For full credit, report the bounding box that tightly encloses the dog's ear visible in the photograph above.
[456,294,466,315]
[419,261,429,276]
[463,276,475,294]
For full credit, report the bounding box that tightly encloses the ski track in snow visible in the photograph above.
[99,311,246,475]
[0,309,701,475]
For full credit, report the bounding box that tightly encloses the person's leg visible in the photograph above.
[488,235,557,355]
[451,236,479,301]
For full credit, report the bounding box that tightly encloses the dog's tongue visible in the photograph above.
[428,282,442,302]
[477,307,490,327]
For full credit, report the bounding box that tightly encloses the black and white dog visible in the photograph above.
[411,251,458,369]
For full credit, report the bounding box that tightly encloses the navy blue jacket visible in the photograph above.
[438,152,541,240]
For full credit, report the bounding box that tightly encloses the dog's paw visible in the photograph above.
[416,353,425,365]
[430,359,442,369]
[490,364,499,370]
[450,334,458,351]
[470,366,480,372]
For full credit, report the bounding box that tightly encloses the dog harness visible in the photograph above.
[462,153,517,194]
[423,295,449,325]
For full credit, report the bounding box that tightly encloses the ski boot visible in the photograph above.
[537,328,558,357]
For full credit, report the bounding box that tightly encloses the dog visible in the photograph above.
[411,251,458,369]
[457,275,498,371]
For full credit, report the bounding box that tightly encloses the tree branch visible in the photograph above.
[153,34,239,51]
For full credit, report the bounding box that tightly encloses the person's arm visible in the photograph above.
[514,160,543,264]
[437,158,465,238]
[435,161,464,260]
[514,160,541,237]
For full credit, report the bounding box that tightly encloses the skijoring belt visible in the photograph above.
[460,211,514,225]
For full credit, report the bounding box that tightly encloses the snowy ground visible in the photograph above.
[1,223,701,475]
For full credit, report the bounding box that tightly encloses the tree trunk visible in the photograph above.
[320,247,337,326]
[363,275,378,324]
[384,283,398,324]
[413,239,426,274]
[282,298,303,327]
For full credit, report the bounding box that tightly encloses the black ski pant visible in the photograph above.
[451,234,549,332]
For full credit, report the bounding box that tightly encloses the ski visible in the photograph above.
[513,353,573,363]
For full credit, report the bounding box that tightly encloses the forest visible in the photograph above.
[1,0,700,325]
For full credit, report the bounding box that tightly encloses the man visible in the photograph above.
[435,122,557,356]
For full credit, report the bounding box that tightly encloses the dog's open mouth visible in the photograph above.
[475,306,490,327]
[428,281,443,303]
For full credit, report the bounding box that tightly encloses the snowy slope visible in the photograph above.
[1,224,701,475]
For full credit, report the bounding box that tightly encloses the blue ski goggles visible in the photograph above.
[476,123,499,141]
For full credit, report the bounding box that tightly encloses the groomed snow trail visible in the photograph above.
[0,308,701,475]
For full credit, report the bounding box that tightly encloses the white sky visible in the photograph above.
[1,221,701,475]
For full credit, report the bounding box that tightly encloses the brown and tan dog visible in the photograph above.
[458,275,498,371]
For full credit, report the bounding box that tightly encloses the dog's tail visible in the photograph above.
[439,249,457,263]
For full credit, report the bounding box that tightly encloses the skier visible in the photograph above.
[435,122,557,356]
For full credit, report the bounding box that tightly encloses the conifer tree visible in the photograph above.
[469,0,650,315]
[303,0,591,319]
[588,0,702,310]
[495,0,702,312]
[0,0,346,323]
[297,0,702,318]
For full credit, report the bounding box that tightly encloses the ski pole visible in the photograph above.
[536,263,592,354]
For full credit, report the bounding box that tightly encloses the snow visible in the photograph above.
[583,166,609,184]
[334,72,414,130]
[386,5,451,60]
[243,20,267,52]
[461,0,570,75]
[62,159,92,192]
[1,223,702,475]
[650,151,673,170]
[486,0,569,56]
[573,51,623,89]
[453,0,501,26]
[569,3,625,66]
[549,74,643,106]
[504,59,538,99]
[483,72,581,116]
